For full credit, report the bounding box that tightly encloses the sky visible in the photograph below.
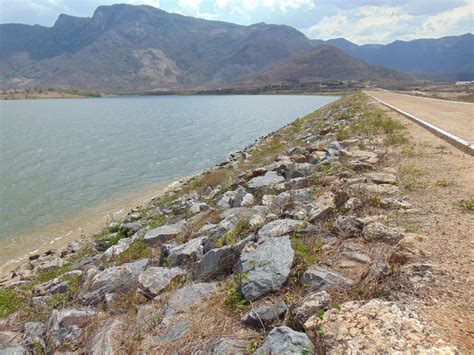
[1,0,472,44]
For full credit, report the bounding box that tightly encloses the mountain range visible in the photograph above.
[0,4,472,92]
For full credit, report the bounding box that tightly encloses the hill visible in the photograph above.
[315,34,474,80]
[0,4,313,92]
[244,45,413,86]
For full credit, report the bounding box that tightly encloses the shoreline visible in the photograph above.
[0,176,190,279]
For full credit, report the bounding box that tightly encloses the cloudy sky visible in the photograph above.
[1,0,472,44]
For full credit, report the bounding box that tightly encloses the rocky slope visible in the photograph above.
[243,45,413,86]
[0,94,459,353]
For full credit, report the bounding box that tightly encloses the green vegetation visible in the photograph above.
[214,219,251,248]
[0,287,28,318]
[223,273,249,311]
[37,263,71,283]
[115,240,151,265]
[456,197,474,211]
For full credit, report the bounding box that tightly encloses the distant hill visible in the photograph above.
[314,33,474,80]
[244,45,413,86]
[0,4,313,92]
[0,4,470,92]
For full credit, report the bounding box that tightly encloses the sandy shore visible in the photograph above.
[0,177,188,278]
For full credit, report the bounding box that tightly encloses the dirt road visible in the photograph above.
[365,90,474,143]
[367,94,474,352]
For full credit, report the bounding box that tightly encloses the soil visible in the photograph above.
[366,90,474,142]
[368,96,474,352]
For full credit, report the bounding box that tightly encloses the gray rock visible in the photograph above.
[0,347,27,355]
[0,332,22,349]
[80,259,149,304]
[363,222,404,245]
[89,317,124,355]
[241,301,287,329]
[138,267,187,297]
[333,215,364,237]
[292,163,315,178]
[102,237,133,260]
[167,236,207,268]
[300,266,354,291]
[47,308,96,348]
[144,221,189,247]
[153,320,191,346]
[195,235,255,280]
[366,172,397,185]
[258,219,316,238]
[136,304,162,326]
[307,192,336,222]
[237,236,294,301]
[34,277,68,296]
[247,171,285,189]
[163,283,217,319]
[23,322,44,340]
[254,326,314,355]
[292,291,331,328]
[203,338,248,354]
[220,206,268,228]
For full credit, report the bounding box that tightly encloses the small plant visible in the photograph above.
[435,179,453,187]
[115,240,151,265]
[223,273,248,310]
[162,256,173,268]
[37,263,71,283]
[456,197,474,211]
[0,287,28,317]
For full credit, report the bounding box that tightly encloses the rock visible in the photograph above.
[47,308,96,348]
[292,291,331,328]
[380,198,412,209]
[291,153,307,163]
[102,237,133,260]
[163,283,217,319]
[166,236,207,268]
[23,322,45,339]
[240,193,255,207]
[300,266,353,291]
[308,142,326,152]
[341,248,371,264]
[366,172,397,185]
[254,326,314,355]
[89,317,124,355]
[138,267,188,297]
[251,167,267,177]
[390,234,424,263]
[305,299,453,353]
[121,221,147,234]
[136,304,162,326]
[258,219,316,238]
[237,236,294,301]
[195,235,255,279]
[247,171,285,189]
[143,221,189,247]
[153,320,191,346]
[0,332,22,349]
[241,301,287,329]
[34,277,69,296]
[307,192,336,222]
[203,338,248,354]
[292,163,315,178]
[80,259,149,304]
[351,183,400,196]
[363,222,404,244]
[0,347,27,355]
[333,215,364,237]
[346,150,379,165]
[220,206,268,228]
[31,255,65,273]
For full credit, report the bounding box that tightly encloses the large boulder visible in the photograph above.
[304,299,456,353]
[89,317,125,355]
[300,265,354,292]
[292,291,331,328]
[241,300,287,329]
[165,236,207,268]
[247,171,285,190]
[47,308,96,348]
[195,235,255,280]
[220,206,268,228]
[80,259,149,304]
[162,283,217,319]
[363,222,404,245]
[237,236,294,301]
[258,219,316,239]
[138,267,188,297]
[307,192,336,222]
[143,221,189,247]
[254,326,314,354]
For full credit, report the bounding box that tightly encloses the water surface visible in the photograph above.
[0,95,336,247]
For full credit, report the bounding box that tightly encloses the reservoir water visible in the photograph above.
[0,95,337,266]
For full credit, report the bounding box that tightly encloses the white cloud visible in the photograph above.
[215,0,315,13]
[177,0,202,11]
[304,0,473,44]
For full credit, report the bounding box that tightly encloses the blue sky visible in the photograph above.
[1,0,472,44]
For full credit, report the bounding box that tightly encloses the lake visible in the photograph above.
[0,95,337,266]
